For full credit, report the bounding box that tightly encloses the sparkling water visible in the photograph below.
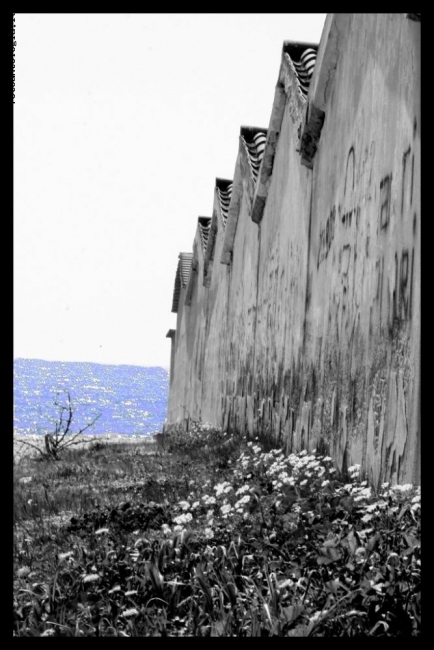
[14,358,169,438]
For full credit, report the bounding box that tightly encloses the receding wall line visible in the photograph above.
[251,219,262,422]
[302,167,314,358]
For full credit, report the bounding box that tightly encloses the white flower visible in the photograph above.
[221,503,232,515]
[83,574,99,583]
[173,512,193,525]
[95,527,109,535]
[300,479,308,486]
[411,495,421,504]
[123,607,139,617]
[59,551,74,561]
[17,566,31,578]
[161,524,172,536]
[392,483,413,492]
[321,480,330,487]
[204,527,214,539]
[178,500,190,511]
[235,495,251,509]
[41,629,56,636]
[19,476,32,484]
[360,514,373,523]
[125,590,138,596]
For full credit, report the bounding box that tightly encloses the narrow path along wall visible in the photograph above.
[165,13,420,487]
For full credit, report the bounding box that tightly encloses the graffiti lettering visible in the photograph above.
[389,248,415,329]
[379,174,392,230]
[344,146,356,198]
[401,146,412,218]
[317,206,336,268]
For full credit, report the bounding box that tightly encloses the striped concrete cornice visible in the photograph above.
[250,40,320,223]
[215,178,233,230]
[166,329,176,339]
[221,126,267,265]
[198,216,212,254]
[171,252,193,313]
[299,14,350,168]
[185,241,200,307]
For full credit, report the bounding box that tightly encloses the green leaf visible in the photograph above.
[367,533,381,552]
[282,604,304,623]
[347,531,358,556]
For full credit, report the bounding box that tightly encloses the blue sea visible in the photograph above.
[13,358,169,438]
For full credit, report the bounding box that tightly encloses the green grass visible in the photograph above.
[13,426,421,637]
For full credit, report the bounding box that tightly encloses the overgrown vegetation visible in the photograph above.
[13,423,421,636]
[16,391,101,461]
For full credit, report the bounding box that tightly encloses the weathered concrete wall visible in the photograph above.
[166,13,420,486]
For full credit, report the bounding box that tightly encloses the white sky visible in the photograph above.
[14,13,326,369]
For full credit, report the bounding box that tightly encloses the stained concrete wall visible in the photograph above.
[166,13,420,486]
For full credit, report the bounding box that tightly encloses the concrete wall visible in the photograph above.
[166,13,420,486]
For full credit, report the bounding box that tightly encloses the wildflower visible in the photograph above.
[125,590,138,596]
[17,566,30,578]
[235,485,250,496]
[204,527,214,539]
[19,476,32,484]
[108,586,122,594]
[221,503,232,516]
[173,512,193,525]
[58,551,74,561]
[309,610,327,624]
[41,629,56,636]
[178,500,190,511]
[354,487,372,501]
[215,482,232,497]
[123,608,139,617]
[392,483,413,492]
[191,501,200,510]
[95,527,109,535]
[27,499,33,506]
[321,480,330,487]
[173,525,183,532]
[360,514,373,523]
[300,479,308,486]
[83,574,99,583]
[411,495,421,504]
[235,495,251,509]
